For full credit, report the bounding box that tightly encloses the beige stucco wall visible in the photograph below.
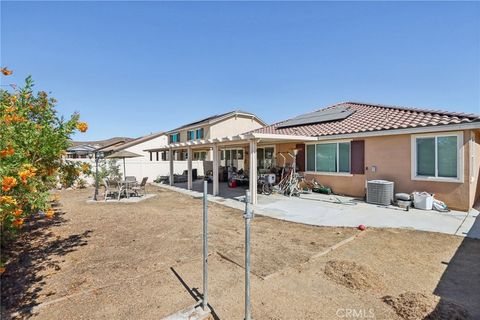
[473,130,480,207]
[296,131,476,211]
[275,143,297,167]
[124,135,168,161]
[210,115,264,138]
[175,125,211,143]
[172,115,263,143]
[364,132,471,211]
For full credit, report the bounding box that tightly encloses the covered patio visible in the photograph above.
[145,132,316,204]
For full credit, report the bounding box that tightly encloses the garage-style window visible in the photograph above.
[306,142,350,173]
[413,133,462,181]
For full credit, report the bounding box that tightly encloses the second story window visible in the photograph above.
[196,128,204,139]
[169,133,180,143]
[187,130,195,141]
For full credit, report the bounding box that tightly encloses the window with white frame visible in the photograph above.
[306,142,351,173]
[412,133,462,181]
[193,151,207,161]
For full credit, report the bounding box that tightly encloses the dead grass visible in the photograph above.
[383,292,470,320]
[1,186,478,320]
[324,260,384,291]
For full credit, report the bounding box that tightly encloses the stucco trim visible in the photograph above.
[304,171,353,177]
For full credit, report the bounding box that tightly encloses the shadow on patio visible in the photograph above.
[173,179,249,200]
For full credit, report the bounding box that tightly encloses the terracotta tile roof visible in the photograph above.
[253,102,480,137]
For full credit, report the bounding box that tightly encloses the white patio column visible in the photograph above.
[169,148,174,186]
[249,139,257,204]
[212,144,219,196]
[187,146,193,190]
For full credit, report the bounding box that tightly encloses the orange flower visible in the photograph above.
[81,163,90,173]
[19,170,30,184]
[76,122,88,132]
[5,106,16,113]
[2,176,17,192]
[0,196,17,205]
[3,114,26,124]
[45,209,54,219]
[0,145,14,158]
[1,67,13,76]
[0,267,5,274]
[12,218,24,228]
[14,209,23,217]
[19,165,37,184]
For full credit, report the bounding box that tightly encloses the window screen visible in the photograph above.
[437,136,457,178]
[338,143,350,173]
[316,143,337,172]
[416,138,436,176]
[306,145,315,171]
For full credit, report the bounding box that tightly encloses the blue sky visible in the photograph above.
[1,1,479,140]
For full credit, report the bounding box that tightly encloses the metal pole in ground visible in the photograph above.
[93,152,99,201]
[202,180,209,311]
[244,190,254,320]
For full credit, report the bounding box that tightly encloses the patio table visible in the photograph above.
[119,180,136,199]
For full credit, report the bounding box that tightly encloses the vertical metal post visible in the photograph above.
[93,153,99,201]
[244,190,253,320]
[202,180,209,311]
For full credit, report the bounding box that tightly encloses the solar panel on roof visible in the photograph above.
[277,106,355,128]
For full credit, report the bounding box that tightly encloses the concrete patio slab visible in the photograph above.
[153,181,480,239]
[86,193,157,204]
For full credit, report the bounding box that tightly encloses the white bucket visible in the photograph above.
[413,192,434,210]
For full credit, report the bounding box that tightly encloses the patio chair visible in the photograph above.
[125,176,137,182]
[104,179,121,201]
[132,177,148,197]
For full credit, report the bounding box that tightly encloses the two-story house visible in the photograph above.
[149,110,266,164]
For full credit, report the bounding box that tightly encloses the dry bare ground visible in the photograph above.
[1,186,478,319]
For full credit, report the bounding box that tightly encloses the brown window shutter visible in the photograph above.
[295,144,306,172]
[350,140,365,174]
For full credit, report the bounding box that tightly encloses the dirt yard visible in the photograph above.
[1,186,479,319]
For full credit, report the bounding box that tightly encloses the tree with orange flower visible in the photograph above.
[1,70,87,245]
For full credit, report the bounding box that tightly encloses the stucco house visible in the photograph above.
[67,137,133,159]
[149,110,266,163]
[101,131,167,161]
[157,102,480,211]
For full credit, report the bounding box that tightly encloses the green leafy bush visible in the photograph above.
[0,69,87,248]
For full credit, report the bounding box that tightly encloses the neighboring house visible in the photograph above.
[97,132,170,181]
[66,137,133,159]
[101,131,167,161]
[147,110,266,164]
[159,102,480,211]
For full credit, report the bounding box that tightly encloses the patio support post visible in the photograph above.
[169,148,174,186]
[187,146,193,190]
[244,190,253,320]
[212,144,219,196]
[249,139,257,204]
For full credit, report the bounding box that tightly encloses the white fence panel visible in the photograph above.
[65,159,208,184]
